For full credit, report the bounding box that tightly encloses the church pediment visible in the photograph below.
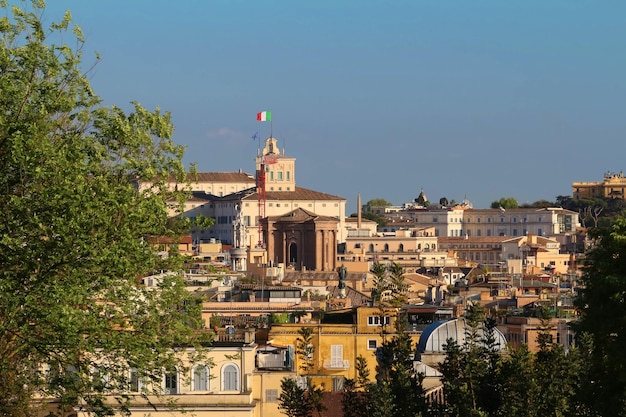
[272,208,320,223]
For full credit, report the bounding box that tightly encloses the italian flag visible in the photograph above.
[257,111,272,122]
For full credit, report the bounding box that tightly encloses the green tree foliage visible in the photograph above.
[280,327,325,417]
[490,197,518,209]
[363,198,392,212]
[278,378,313,417]
[374,313,427,417]
[342,355,371,417]
[350,211,387,227]
[496,345,535,417]
[388,262,409,307]
[519,199,555,208]
[296,327,315,375]
[0,2,207,415]
[574,215,626,416]
[440,305,502,417]
[369,261,407,308]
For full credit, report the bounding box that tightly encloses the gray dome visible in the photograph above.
[417,318,507,353]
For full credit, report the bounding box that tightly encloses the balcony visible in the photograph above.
[323,359,350,370]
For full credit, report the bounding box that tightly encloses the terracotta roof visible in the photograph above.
[240,186,345,201]
[326,285,371,306]
[346,217,377,224]
[266,207,339,223]
[188,172,255,183]
[403,273,435,286]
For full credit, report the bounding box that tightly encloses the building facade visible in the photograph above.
[573,170,626,200]
[184,138,347,250]
[385,207,579,238]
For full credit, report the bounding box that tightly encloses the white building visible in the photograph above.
[183,138,347,249]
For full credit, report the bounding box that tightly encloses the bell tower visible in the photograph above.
[255,137,296,192]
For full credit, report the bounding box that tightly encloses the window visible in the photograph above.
[129,368,143,392]
[277,171,283,180]
[332,376,344,391]
[286,171,291,180]
[331,345,344,368]
[367,339,378,350]
[193,365,209,391]
[222,364,239,391]
[368,316,390,326]
[398,244,404,252]
[266,389,279,402]
[164,368,178,394]
[92,366,110,392]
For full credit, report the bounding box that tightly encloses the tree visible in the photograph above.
[278,378,312,417]
[519,199,555,208]
[439,305,501,417]
[388,262,409,307]
[279,327,325,417]
[341,356,371,417]
[0,3,207,415]
[496,344,536,417]
[490,197,518,209]
[363,198,392,212]
[574,215,626,416]
[296,327,315,375]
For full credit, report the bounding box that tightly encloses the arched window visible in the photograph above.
[383,244,389,252]
[398,244,404,253]
[369,244,375,253]
[222,364,239,391]
[193,365,209,391]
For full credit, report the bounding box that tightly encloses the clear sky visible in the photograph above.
[42,1,626,214]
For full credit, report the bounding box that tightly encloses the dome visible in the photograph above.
[417,318,507,354]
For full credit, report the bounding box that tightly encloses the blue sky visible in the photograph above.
[42,1,626,213]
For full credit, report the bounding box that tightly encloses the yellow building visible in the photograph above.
[266,306,417,390]
[573,170,626,200]
[60,329,259,417]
